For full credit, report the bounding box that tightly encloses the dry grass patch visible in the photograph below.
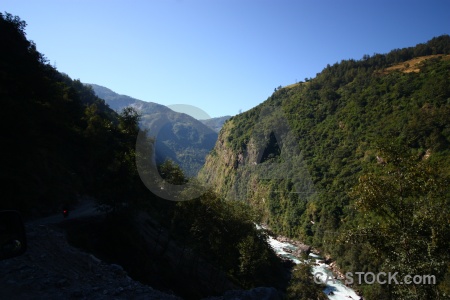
[380,54,450,74]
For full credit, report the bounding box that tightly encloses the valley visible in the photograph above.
[1,10,450,300]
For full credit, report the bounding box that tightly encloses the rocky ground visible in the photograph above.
[0,223,182,300]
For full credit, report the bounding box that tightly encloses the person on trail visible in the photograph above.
[62,205,69,218]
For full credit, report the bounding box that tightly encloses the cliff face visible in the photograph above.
[199,41,450,240]
[199,103,317,233]
[199,122,238,197]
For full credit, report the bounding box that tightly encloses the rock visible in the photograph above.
[282,247,292,253]
[71,290,83,298]
[211,287,282,300]
[110,263,126,276]
[114,287,124,295]
[89,254,101,264]
[55,278,69,287]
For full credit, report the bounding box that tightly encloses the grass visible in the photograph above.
[381,54,450,74]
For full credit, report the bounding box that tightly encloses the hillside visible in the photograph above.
[381,54,450,74]
[89,84,218,176]
[0,13,141,216]
[199,35,450,298]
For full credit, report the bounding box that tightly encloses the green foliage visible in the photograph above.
[201,35,450,299]
[158,159,187,185]
[347,142,450,298]
[171,190,284,288]
[286,264,327,300]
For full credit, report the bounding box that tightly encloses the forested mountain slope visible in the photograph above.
[0,13,145,216]
[199,36,450,298]
[89,84,218,176]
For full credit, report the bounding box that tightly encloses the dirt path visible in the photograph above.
[27,198,101,226]
[0,201,181,300]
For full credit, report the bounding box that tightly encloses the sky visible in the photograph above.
[3,0,450,118]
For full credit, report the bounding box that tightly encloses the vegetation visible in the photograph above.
[286,264,327,300]
[170,189,285,289]
[347,142,450,299]
[200,35,450,298]
[0,12,141,215]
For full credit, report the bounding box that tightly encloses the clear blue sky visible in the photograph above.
[3,0,449,118]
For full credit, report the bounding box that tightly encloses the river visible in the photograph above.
[267,235,361,300]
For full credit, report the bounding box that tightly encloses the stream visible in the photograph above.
[267,235,361,300]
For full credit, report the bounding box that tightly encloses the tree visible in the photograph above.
[158,159,187,185]
[348,142,450,299]
[170,189,283,289]
[118,106,140,136]
[286,264,327,300]
[237,232,275,287]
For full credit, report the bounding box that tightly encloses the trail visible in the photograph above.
[0,200,181,300]
[27,198,101,226]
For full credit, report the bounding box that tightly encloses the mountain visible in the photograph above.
[199,36,450,298]
[88,84,218,176]
[200,115,231,133]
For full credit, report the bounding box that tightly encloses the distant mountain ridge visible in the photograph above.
[88,84,218,176]
[200,115,231,133]
[88,84,172,114]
